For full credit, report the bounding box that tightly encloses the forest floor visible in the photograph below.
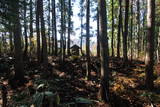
[0,55,160,107]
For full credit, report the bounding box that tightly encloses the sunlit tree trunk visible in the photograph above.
[29,0,34,57]
[23,0,28,58]
[130,0,133,61]
[48,0,51,54]
[145,0,155,90]
[137,0,140,59]
[117,0,122,58]
[111,0,114,57]
[36,0,41,62]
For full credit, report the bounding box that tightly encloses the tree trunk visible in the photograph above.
[111,0,114,57]
[0,36,2,55]
[67,0,71,56]
[48,0,51,55]
[117,0,122,58]
[9,30,13,54]
[36,0,41,62]
[13,0,24,81]
[86,0,91,79]
[97,7,100,58]
[39,0,48,66]
[130,0,133,61]
[51,0,57,56]
[60,0,64,62]
[137,0,140,59]
[123,0,129,64]
[145,0,155,90]
[23,0,28,59]
[29,0,34,57]
[63,1,66,57]
[80,0,84,55]
[98,0,110,103]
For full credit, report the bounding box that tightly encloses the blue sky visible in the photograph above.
[69,0,97,44]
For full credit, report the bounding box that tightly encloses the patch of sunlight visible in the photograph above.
[132,68,144,72]
[139,72,145,78]
[112,83,125,93]
[154,77,160,85]
[75,87,85,92]
[117,76,137,88]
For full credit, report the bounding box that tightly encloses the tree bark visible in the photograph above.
[23,0,28,59]
[111,0,114,57]
[145,0,155,90]
[39,0,48,66]
[97,7,100,58]
[9,29,13,54]
[137,0,140,59]
[36,0,41,62]
[117,0,122,58]
[13,0,24,81]
[29,0,34,56]
[123,0,129,64]
[130,0,133,61]
[48,0,51,55]
[98,0,110,103]
[60,0,64,62]
[51,0,57,56]
[86,0,91,79]
[67,0,71,56]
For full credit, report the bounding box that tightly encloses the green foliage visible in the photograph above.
[32,92,44,107]
[75,97,92,104]
[32,82,60,107]
[32,91,60,107]
[140,91,160,103]
[12,91,29,102]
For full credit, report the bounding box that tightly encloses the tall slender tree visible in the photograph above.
[79,0,85,54]
[145,0,155,90]
[123,0,129,64]
[48,0,51,54]
[117,0,122,58]
[9,22,13,54]
[39,0,48,65]
[36,0,41,62]
[29,0,34,56]
[23,0,28,58]
[13,0,25,82]
[137,0,140,58]
[51,0,58,56]
[111,0,114,57]
[60,0,64,62]
[97,7,100,58]
[130,0,133,61]
[67,0,71,56]
[86,0,91,79]
[98,0,110,103]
